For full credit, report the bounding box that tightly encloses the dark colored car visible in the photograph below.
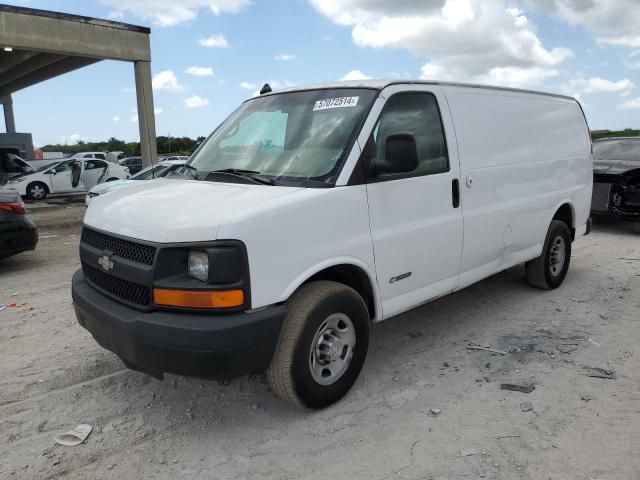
[0,190,38,259]
[591,137,640,233]
[119,157,143,175]
[0,152,35,185]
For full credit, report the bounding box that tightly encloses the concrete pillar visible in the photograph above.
[134,61,157,168]
[2,95,16,133]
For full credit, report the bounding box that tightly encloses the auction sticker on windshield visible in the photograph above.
[313,96,359,111]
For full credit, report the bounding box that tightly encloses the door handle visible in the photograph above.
[452,178,460,208]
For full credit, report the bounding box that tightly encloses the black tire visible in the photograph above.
[633,221,640,235]
[27,182,48,201]
[267,281,370,409]
[526,220,571,290]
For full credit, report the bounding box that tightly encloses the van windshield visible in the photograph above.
[186,88,377,187]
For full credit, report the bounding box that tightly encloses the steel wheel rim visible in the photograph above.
[309,313,356,386]
[31,185,45,199]
[549,236,566,277]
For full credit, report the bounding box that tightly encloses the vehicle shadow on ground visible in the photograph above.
[591,214,639,236]
[0,255,38,277]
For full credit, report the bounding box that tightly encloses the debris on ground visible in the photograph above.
[583,367,616,380]
[581,394,592,402]
[1,302,27,310]
[500,383,536,393]
[54,424,93,447]
[466,343,508,355]
[520,402,534,412]
[588,338,600,347]
[557,343,579,353]
[430,408,442,416]
[460,448,480,457]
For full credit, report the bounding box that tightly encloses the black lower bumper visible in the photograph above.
[72,270,286,379]
[0,217,37,259]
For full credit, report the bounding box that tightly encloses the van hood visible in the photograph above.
[84,178,303,243]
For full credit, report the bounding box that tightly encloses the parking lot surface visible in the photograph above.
[1,207,639,480]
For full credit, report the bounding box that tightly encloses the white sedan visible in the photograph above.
[6,158,130,201]
[85,159,187,205]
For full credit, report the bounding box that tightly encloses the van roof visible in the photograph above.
[256,79,576,102]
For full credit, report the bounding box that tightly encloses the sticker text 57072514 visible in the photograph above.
[313,96,359,111]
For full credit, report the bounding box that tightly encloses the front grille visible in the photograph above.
[81,228,156,265]
[82,261,151,307]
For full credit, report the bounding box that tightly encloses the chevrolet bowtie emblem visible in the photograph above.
[97,254,114,272]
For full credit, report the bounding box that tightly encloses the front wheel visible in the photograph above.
[526,220,571,289]
[267,281,370,409]
[27,182,48,201]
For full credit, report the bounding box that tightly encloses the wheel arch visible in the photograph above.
[280,259,381,321]
[550,201,576,240]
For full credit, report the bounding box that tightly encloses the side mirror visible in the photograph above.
[375,132,419,175]
[51,169,57,175]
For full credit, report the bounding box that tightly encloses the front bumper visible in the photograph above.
[72,270,286,379]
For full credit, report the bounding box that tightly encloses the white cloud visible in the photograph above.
[112,116,120,122]
[239,81,257,90]
[523,0,640,48]
[152,70,185,93]
[568,77,636,95]
[620,97,640,110]
[341,69,372,81]
[199,34,229,48]
[185,66,215,77]
[274,53,297,61]
[311,0,573,88]
[99,0,249,27]
[184,95,210,108]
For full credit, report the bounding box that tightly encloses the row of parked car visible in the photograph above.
[0,158,188,261]
[0,151,189,201]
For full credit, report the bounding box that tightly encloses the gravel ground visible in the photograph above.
[1,206,639,480]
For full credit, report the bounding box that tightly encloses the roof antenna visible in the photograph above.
[260,83,272,95]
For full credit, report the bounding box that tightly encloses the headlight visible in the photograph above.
[188,251,209,281]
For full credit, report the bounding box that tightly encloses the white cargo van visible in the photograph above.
[72,80,592,409]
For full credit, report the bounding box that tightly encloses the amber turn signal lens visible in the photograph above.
[153,289,244,309]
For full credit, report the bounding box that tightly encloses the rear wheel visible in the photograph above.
[267,281,370,409]
[27,182,48,201]
[526,220,571,289]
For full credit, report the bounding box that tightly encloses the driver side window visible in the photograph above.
[365,92,449,178]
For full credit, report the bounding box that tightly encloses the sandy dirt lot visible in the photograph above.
[1,205,639,480]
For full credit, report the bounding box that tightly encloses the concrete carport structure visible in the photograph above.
[0,4,157,166]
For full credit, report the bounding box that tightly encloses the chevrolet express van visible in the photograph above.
[72,80,593,409]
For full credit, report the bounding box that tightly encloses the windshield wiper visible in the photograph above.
[207,169,277,186]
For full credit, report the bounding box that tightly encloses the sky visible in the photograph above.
[4,0,640,147]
